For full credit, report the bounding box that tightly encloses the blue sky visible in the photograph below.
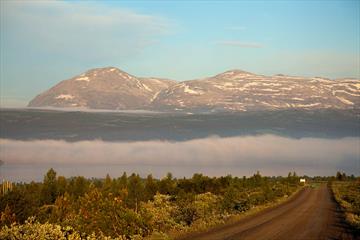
[0,0,359,107]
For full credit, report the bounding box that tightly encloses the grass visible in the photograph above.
[330,181,360,231]
[309,182,321,189]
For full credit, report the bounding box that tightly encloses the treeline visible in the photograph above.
[1,170,302,239]
[301,172,357,183]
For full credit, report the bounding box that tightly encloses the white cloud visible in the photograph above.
[1,0,171,61]
[217,40,263,48]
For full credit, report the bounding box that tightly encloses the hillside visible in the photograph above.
[28,67,360,112]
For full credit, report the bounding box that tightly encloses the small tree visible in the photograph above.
[144,174,158,201]
[41,168,58,205]
[336,171,347,181]
[56,176,67,196]
[127,174,144,212]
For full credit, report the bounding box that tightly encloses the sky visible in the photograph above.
[0,0,359,107]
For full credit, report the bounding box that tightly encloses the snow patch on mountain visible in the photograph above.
[55,94,74,100]
[292,97,305,101]
[183,85,203,95]
[292,103,321,108]
[142,83,153,92]
[76,76,90,82]
[336,96,354,105]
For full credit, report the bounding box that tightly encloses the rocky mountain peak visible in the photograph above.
[28,67,176,110]
[215,69,257,80]
[73,67,135,82]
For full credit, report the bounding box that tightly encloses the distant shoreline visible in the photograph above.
[0,106,167,114]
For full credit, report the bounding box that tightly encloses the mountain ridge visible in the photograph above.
[28,67,360,112]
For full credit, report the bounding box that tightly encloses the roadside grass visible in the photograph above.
[330,181,360,232]
[309,182,321,189]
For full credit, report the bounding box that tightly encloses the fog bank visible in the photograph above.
[0,135,359,181]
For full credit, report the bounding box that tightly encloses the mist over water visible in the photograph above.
[1,109,359,181]
[1,135,359,182]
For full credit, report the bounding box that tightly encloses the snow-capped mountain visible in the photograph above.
[28,67,360,112]
[28,67,176,110]
[152,70,360,112]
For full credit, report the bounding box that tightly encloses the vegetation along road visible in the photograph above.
[180,184,357,240]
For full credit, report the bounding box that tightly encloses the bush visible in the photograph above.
[0,217,81,240]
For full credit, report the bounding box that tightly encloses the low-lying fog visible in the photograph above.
[1,135,359,182]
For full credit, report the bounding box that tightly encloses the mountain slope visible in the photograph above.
[28,67,176,109]
[152,70,360,112]
[28,67,360,112]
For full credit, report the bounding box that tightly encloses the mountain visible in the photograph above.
[28,67,176,110]
[28,67,360,112]
[153,70,360,112]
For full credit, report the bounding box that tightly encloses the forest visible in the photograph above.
[0,169,357,239]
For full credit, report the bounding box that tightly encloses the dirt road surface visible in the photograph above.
[179,185,358,240]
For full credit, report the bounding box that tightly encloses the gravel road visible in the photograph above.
[179,185,357,240]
